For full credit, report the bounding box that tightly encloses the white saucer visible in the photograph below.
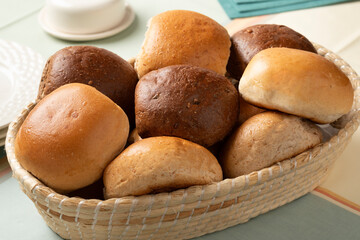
[0,40,43,129]
[38,3,135,41]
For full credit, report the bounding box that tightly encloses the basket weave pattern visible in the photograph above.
[5,43,360,240]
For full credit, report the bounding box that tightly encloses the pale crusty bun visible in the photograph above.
[134,10,231,78]
[239,48,354,124]
[15,83,129,193]
[220,112,322,178]
[103,136,223,198]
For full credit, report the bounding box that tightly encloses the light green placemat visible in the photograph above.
[0,0,44,29]
[197,194,360,240]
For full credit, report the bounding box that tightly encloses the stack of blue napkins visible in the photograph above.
[218,0,355,18]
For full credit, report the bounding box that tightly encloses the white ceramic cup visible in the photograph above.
[45,0,126,34]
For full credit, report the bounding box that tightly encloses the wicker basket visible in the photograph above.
[5,43,360,240]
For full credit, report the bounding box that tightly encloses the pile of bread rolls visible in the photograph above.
[14,10,354,199]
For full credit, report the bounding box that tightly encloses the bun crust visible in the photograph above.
[239,48,354,123]
[104,136,223,198]
[135,65,239,147]
[238,95,266,125]
[135,10,231,78]
[15,83,129,193]
[127,128,142,146]
[227,24,316,79]
[38,46,138,125]
[220,112,322,178]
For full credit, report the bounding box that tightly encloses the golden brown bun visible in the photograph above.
[135,10,231,78]
[238,94,266,125]
[103,136,223,198]
[135,65,239,147]
[239,48,354,124]
[227,24,316,80]
[15,83,129,193]
[220,112,322,178]
[38,46,138,126]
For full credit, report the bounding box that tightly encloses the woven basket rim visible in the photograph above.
[5,43,360,209]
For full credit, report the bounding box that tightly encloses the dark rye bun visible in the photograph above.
[38,45,138,126]
[135,65,239,147]
[227,24,316,79]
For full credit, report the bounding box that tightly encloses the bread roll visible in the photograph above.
[228,76,265,124]
[38,46,138,126]
[220,112,322,178]
[127,128,142,145]
[135,10,231,78]
[104,136,223,198]
[15,83,129,193]
[126,128,221,157]
[239,48,354,123]
[135,65,239,147]
[238,94,266,125]
[227,24,316,79]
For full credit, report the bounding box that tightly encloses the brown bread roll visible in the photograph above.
[227,24,316,79]
[127,128,221,156]
[126,128,142,146]
[135,65,239,147]
[15,83,129,193]
[38,46,138,126]
[220,112,322,178]
[226,76,265,124]
[135,10,231,78]
[238,94,266,125]
[239,48,354,124]
[103,136,223,198]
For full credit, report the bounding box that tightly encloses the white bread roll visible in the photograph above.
[239,48,354,124]
[134,10,231,78]
[15,83,129,193]
[220,112,322,178]
[104,136,223,198]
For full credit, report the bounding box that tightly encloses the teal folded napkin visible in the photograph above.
[231,0,318,11]
[219,0,355,18]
